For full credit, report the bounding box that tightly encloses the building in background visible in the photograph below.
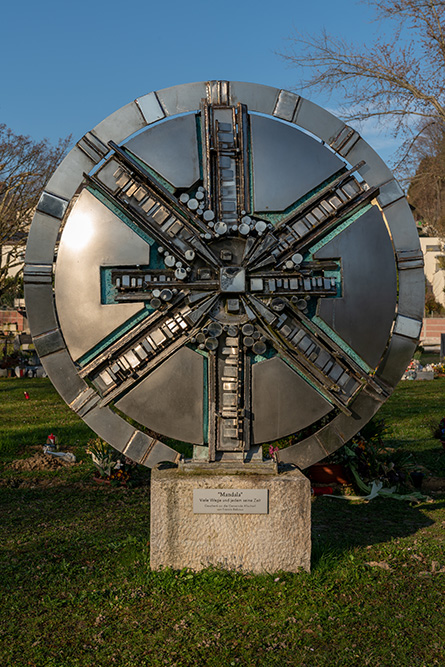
[420,237,445,309]
[419,237,445,348]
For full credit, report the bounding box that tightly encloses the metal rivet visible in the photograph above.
[255,220,267,234]
[253,341,267,355]
[271,298,286,312]
[160,289,172,301]
[208,322,223,337]
[215,222,227,235]
[206,338,218,351]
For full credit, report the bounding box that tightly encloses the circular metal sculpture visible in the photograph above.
[25,81,424,469]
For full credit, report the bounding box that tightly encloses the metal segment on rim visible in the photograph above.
[24,81,424,469]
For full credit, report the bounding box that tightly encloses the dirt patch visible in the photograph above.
[9,452,75,471]
[422,476,445,493]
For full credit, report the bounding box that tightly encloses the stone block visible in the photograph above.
[414,371,435,381]
[150,466,311,573]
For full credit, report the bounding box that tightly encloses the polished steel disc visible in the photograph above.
[25,81,424,468]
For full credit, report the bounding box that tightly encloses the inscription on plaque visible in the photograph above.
[193,488,269,514]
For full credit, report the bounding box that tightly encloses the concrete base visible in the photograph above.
[150,465,311,573]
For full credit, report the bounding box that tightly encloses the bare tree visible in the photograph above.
[280,0,445,156]
[0,124,71,303]
[406,121,445,233]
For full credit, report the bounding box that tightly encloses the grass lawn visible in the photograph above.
[0,377,444,667]
[417,350,440,367]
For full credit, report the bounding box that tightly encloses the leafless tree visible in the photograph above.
[407,121,445,233]
[0,124,71,303]
[280,0,445,157]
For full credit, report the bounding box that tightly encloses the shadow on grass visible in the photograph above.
[0,480,440,579]
[0,483,152,578]
[310,494,436,568]
[382,443,445,475]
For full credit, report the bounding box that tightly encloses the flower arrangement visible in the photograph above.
[268,445,279,461]
[86,438,134,485]
[430,362,445,376]
[402,358,445,379]
[86,438,117,477]
[402,358,423,380]
[322,417,414,494]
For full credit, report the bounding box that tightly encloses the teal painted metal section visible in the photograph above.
[323,268,342,298]
[125,149,176,194]
[100,267,118,305]
[302,202,374,375]
[252,346,277,364]
[278,354,335,405]
[307,203,373,257]
[87,186,155,247]
[311,315,373,374]
[77,306,152,367]
[100,242,165,307]
[255,168,347,225]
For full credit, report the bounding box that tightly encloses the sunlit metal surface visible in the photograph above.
[125,114,200,189]
[55,191,150,360]
[250,115,343,211]
[25,81,424,468]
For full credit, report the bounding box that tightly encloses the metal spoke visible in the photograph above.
[245,295,363,413]
[88,294,219,407]
[108,141,214,239]
[86,175,220,270]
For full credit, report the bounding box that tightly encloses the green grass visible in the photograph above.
[0,378,444,666]
[418,350,440,366]
[0,378,95,460]
[379,377,445,475]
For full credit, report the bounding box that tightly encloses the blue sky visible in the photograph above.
[1,0,401,163]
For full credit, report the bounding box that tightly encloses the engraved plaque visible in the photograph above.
[193,488,269,514]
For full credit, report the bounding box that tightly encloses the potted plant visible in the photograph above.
[306,461,351,485]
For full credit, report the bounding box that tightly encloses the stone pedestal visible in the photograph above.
[150,464,311,573]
